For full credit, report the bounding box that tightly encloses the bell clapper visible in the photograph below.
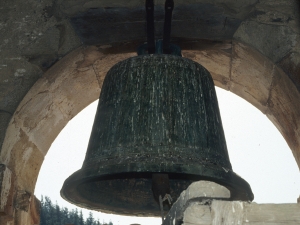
[159,195,164,224]
[159,194,173,224]
[163,193,173,205]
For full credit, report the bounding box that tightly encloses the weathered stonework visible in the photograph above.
[15,191,31,212]
[230,41,276,113]
[234,21,298,63]
[266,66,300,166]
[278,52,300,91]
[0,164,14,225]
[0,165,14,216]
[182,42,232,90]
[0,0,299,224]
[163,181,230,225]
[14,194,40,225]
[164,181,300,225]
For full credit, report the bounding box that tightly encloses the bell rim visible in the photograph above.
[61,162,253,216]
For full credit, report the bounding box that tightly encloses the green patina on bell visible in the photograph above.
[61,54,253,216]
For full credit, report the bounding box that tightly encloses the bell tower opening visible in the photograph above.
[34,87,300,225]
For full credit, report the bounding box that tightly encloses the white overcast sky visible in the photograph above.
[35,87,300,225]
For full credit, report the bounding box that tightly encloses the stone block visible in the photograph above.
[182,47,231,90]
[184,181,230,200]
[13,194,40,225]
[69,3,243,45]
[183,203,211,225]
[173,200,300,225]
[244,203,300,224]
[230,41,276,113]
[278,52,300,91]
[10,46,101,155]
[0,124,44,192]
[15,190,31,212]
[0,164,14,217]
[254,0,298,32]
[57,20,82,56]
[266,67,300,166]
[234,21,297,62]
[29,195,40,225]
[0,111,12,150]
[211,201,244,225]
[163,181,230,225]
[92,52,136,88]
[0,57,42,113]
[22,26,60,56]
[0,216,14,225]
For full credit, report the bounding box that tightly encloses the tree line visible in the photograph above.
[40,196,113,225]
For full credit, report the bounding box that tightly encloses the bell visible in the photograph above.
[61,54,253,217]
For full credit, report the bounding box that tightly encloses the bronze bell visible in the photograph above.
[61,54,253,217]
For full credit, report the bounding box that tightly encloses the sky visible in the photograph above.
[35,87,300,225]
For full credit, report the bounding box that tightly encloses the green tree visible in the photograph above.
[40,196,46,225]
[44,196,54,225]
[61,207,69,224]
[79,210,85,225]
[53,202,61,225]
[86,212,94,225]
[39,196,114,225]
[73,208,79,225]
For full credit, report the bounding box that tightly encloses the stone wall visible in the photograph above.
[0,0,299,224]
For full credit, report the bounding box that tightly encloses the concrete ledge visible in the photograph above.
[163,181,230,225]
[182,201,300,225]
[163,181,300,225]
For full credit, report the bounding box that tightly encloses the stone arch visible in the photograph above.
[1,41,300,223]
